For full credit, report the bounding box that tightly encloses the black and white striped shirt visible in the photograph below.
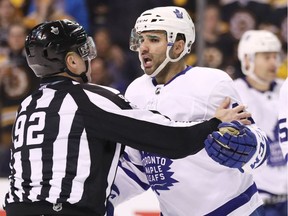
[4,76,220,216]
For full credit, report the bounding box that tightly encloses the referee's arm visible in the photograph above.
[77,86,220,159]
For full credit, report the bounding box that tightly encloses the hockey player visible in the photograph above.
[235,30,287,216]
[108,6,269,216]
[4,19,253,216]
[279,78,288,162]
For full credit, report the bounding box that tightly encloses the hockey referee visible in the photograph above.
[4,19,248,216]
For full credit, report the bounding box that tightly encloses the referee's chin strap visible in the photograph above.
[64,60,89,83]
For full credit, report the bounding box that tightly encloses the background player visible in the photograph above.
[279,78,288,162]
[235,30,287,216]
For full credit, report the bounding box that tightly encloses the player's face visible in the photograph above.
[138,31,167,76]
[254,52,279,83]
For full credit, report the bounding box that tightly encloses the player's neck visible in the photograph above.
[246,76,271,92]
[155,62,186,84]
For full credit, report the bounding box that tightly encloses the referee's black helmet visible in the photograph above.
[25,19,96,78]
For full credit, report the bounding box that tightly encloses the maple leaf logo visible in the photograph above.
[141,152,178,195]
[173,9,183,19]
[51,26,59,35]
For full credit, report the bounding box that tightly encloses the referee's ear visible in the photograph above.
[65,52,79,73]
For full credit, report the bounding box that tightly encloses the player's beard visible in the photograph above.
[149,61,173,83]
[143,54,167,76]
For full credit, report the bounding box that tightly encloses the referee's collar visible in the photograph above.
[41,76,75,85]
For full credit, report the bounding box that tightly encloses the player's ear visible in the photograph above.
[244,54,250,71]
[173,40,185,57]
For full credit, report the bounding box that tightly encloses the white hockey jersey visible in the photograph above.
[109,66,265,216]
[279,78,288,161]
[234,78,287,202]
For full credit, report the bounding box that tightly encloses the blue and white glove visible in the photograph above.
[204,121,259,172]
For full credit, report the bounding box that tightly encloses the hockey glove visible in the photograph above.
[204,121,257,172]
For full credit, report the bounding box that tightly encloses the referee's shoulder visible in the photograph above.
[79,82,132,109]
[81,82,121,95]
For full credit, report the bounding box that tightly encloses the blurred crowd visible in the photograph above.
[0,0,287,177]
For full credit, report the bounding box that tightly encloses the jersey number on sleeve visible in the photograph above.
[279,118,288,143]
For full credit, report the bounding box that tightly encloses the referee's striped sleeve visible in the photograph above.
[76,85,221,159]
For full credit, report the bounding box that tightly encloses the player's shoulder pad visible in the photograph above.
[274,78,285,91]
[191,67,232,82]
[126,74,151,94]
[233,77,249,90]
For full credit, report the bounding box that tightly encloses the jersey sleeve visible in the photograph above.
[207,78,269,172]
[107,147,150,213]
[278,78,288,163]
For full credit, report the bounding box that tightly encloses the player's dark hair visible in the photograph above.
[176,33,186,42]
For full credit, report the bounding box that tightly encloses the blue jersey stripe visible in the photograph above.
[119,163,150,191]
[205,183,258,216]
[122,152,145,172]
